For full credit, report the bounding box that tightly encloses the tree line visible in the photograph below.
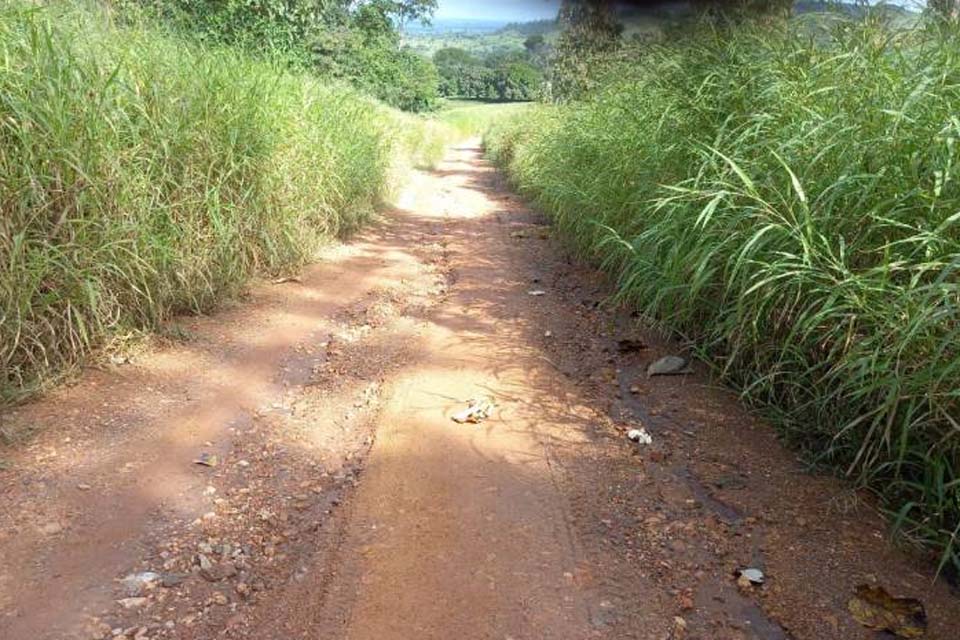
[432,35,546,101]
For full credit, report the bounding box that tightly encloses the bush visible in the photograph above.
[487,14,960,573]
[0,2,450,403]
[121,0,442,111]
[434,47,543,102]
[352,45,441,112]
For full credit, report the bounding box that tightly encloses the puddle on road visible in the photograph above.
[615,363,665,426]
[696,579,794,640]
[676,467,743,525]
[275,331,333,388]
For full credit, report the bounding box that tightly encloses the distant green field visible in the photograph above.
[434,100,533,138]
[402,28,533,58]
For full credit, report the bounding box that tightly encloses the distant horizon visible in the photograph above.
[434,0,561,22]
[424,15,553,24]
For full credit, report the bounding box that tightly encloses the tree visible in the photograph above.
[551,0,622,101]
[367,0,438,26]
[133,0,442,111]
[929,0,960,23]
[352,1,401,44]
[434,47,478,69]
[495,62,543,101]
[432,47,543,101]
[524,34,545,55]
[433,47,479,97]
[350,0,439,39]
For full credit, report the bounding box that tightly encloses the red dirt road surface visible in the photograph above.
[1,142,958,640]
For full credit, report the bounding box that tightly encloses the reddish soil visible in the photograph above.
[0,141,957,640]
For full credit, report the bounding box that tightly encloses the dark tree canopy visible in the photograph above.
[551,0,622,100]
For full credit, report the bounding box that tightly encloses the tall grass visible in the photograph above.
[0,2,450,405]
[436,100,533,139]
[488,14,960,573]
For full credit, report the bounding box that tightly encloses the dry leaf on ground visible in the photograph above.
[848,584,927,638]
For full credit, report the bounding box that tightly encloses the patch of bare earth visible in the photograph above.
[0,141,957,640]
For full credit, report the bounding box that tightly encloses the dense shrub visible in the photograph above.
[488,14,960,573]
[434,47,543,101]
[351,44,441,112]
[0,2,449,403]
[123,0,442,111]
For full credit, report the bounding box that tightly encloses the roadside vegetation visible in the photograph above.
[433,46,544,101]
[436,100,532,138]
[488,6,960,575]
[125,0,444,112]
[0,1,451,405]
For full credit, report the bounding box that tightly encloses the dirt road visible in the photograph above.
[1,142,958,640]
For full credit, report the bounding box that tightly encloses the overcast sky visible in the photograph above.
[435,0,562,21]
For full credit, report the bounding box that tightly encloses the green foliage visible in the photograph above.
[127,0,331,59]
[488,14,960,574]
[551,0,622,100]
[433,46,543,102]
[524,33,546,53]
[435,101,532,138]
[125,0,441,111]
[496,61,543,101]
[352,45,441,112]
[374,0,438,25]
[0,1,451,403]
[433,46,483,96]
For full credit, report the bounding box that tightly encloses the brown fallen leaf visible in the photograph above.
[848,584,927,638]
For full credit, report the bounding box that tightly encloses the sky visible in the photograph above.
[434,0,562,21]
[432,0,925,23]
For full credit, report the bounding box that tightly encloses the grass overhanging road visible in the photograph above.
[486,13,960,573]
[0,2,452,408]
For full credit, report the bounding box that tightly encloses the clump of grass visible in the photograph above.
[0,2,450,404]
[487,13,960,573]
